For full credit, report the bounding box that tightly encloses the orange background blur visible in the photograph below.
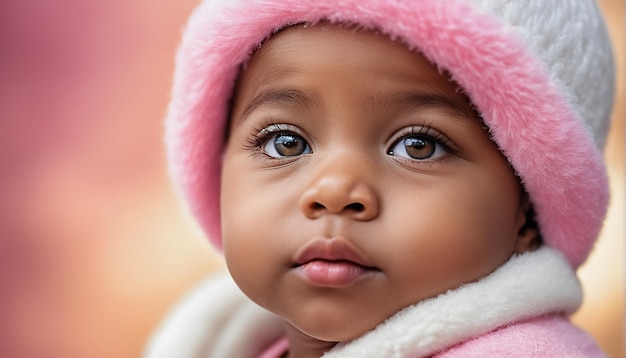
[0,1,623,357]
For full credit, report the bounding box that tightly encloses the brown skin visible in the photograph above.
[221,24,538,358]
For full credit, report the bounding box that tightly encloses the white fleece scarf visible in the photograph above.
[145,247,581,358]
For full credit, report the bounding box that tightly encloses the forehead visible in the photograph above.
[246,24,448,87]
[231,24,476,123]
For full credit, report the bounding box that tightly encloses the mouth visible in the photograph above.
[293,238,379,287]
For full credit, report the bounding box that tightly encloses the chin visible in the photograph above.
[292,317,377,343]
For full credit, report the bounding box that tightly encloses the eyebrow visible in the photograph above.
[367,91,480,123]
[238,87,479,125]
[240,88,321,119]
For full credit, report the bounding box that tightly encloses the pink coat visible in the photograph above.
[436,315,604,357]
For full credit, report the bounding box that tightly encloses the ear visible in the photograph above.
[513,192,542,254]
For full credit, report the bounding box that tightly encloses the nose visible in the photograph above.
[299,158,379,221]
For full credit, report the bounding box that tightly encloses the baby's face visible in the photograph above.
[221,24,527,342]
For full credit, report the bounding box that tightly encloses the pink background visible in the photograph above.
[0,0,622,357]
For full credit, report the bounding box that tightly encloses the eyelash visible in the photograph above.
[243,120,457,161]
[243,119,306,155]
[388,125,457,156]
[244,120,282,150]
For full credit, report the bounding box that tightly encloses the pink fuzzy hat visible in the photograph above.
[166,0,615,268]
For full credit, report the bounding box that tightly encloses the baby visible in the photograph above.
[147,0,615,357]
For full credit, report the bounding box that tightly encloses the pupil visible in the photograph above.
[404,136,435,159]
[405,137,426,148]
[279,136,296,147]
[275,134,304,156]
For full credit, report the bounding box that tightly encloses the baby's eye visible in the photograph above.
[388,134,448,160]
[263,132,312,158]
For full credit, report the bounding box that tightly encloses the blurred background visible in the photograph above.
[0,0,623,357]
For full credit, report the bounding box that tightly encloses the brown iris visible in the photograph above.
[403,136,435,159]
[273,134,308,157]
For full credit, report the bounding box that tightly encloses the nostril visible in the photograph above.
[310,202,365,213]
[346,203,365,212]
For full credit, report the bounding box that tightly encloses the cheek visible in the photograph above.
[385,174,521,289]
[221,158,268,295]
[221,202,277,307]
[220,157,301,306]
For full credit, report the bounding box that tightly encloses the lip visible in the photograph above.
[293,238,379,287]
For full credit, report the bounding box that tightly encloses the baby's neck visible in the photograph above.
[283,322,337,358]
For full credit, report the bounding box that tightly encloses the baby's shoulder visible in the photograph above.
[435,314,606,358]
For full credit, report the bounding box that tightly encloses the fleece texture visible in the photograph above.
[437,315,606,357]
[145,247,604,357]
[165,0,615,268]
